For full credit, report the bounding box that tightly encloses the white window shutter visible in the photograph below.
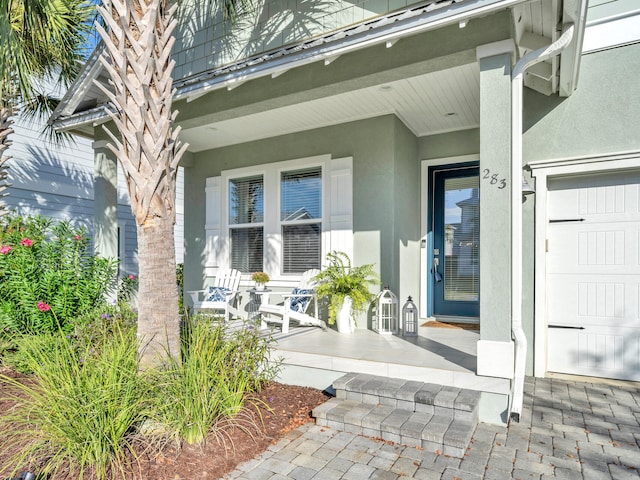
[327,157,353,260]
[205,176,225,270]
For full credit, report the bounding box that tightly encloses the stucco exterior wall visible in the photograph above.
[418,129,480,161]
[523,43,640,161]
[184,115,424,314]
[393,117,420,313]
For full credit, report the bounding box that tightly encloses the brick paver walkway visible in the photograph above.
[225,376,640,479]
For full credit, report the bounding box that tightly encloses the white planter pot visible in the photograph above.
[336,296,355,334]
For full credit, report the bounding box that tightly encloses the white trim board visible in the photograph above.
[583,11,640,53]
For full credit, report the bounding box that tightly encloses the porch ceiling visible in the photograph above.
[180,62,481,152]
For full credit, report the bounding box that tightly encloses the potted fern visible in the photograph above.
[315,251,378,333]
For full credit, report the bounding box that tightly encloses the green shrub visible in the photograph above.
[117,273,138,305]
[0,322,147,479]
[0,214,118,334]
[147,316,278,445]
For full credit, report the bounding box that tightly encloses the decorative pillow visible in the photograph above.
[290,288,313,313]
[206,286,228,302]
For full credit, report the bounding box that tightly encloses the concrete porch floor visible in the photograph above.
[268,324,511,399]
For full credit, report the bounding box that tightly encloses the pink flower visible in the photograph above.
[74,235,82,241]
[20,238,33,247]
[0,245,11,254]
[37,301,51,312]
[128,274,136,280]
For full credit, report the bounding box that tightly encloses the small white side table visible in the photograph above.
[247,288,271,329]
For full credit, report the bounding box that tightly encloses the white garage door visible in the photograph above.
[546,170,640,381]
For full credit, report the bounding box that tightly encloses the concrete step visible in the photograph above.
[313,398,476,457]
[311,373,481,458]
[334,372,481,423]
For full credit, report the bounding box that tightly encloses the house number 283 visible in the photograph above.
[482,169,506,189]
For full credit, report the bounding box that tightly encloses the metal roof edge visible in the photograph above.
[174,0,528,101]
[51,105,109,131]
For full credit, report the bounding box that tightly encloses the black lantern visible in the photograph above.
[402,296,418,336]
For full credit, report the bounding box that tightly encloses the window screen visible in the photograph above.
[281,168,321,273]
[229,176,264,272]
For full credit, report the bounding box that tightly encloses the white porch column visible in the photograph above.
[93,140,118,261]
[476,40,515,379]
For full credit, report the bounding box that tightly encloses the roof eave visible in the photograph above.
[52,105,109,134]
[53,0,531,131]
[173,0,530,102]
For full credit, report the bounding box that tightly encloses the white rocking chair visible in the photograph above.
[259,269,326,334]
[187,268,242,321]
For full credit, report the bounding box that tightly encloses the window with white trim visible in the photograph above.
[281,167,322,273]
[204,155,353,279]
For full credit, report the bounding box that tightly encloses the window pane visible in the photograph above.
[230,176,263,224]
[231,227,263,272]
[281,168,321,221]
[443,176,479,301]
[282,224,321,273]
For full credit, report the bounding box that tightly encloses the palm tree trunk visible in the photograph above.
[95,0,187,366]
[136,215,180,364]
[0,107,14,215]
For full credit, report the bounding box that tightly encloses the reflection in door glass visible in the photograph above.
[443,176,479,301]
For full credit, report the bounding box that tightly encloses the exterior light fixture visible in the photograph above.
[522,175,535,195]
[373,286,398,334]
[402,296,419,336]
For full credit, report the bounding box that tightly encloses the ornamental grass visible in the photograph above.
[145,316,278,446]
[0,314,278,478]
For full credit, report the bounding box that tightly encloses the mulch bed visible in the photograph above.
[0,368,331,480]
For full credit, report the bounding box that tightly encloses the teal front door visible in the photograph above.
[431,165,480,318]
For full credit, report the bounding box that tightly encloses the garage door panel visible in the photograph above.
[548,276,639,326]
[547,169,640,381]
[548,171,639,219]
[548,326,640,381]
[577,183,634,217]
[548,224,639,273]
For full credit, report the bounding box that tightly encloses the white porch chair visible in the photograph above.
[259,269,326,334]
[188,268,242,321]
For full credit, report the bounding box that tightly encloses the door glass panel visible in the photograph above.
[443,176,479,301]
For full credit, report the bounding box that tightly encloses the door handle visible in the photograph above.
[432,258,443,282]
